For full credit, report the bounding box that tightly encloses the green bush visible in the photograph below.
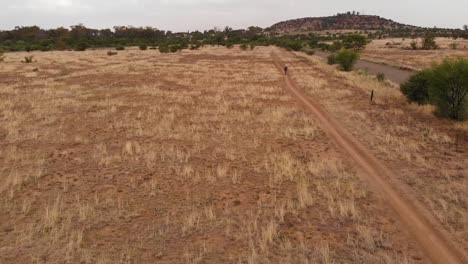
[336,49,359,71]
[421,34,438,50]
[107,51,118,56]
[328,41,343,52]
[400,71,431,104]
[429,58,468,120]
[159,45,170,53]
[327,54,337,65]
[342,34,368,51]
[139,45,148,50]
[249,44,256,50]
[240,43,248,51]
[226,43,234,49]
[401,58,468,120]
[170,45,181,53]
[116,46,125,50]
[190,44,201,50]
[75,42,88,51]
[304,49,315,56]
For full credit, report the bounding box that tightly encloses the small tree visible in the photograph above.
[336,49,359,71]
[421,34,438,50]
[342,34,368,51]
[464,25,468,31]
[240,44,248,51]
[429,58,468,120]
[410,41,418,50]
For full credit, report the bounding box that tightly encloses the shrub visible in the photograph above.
[249,44,256,50]
[226,43,234,49]
[336,49,359,71]
[40,45,51,52]
[421,34,438,50]
[107,51,118,56]
[304,49,315,56]
[23,56,34,63]
[116,46,125,50]
[75,42,88,51]
[327,54,337,65]
[190,44,201,50]
[429,58,468,120]
[409,41,418,50]
[342,34,368,51]
[139,45,148,51]
[159,45,170,53]
[240,44,248,51]
[170,45,181,53]
[400,70,431,104]
[0,51,4,62]
[328,41,343,52]
[376,73,385,82]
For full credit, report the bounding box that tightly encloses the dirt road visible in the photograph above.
[272,51,467,264]
[314,50,413,84]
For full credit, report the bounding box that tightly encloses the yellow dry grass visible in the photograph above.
[362,37,468,70]
[0,46,424,263]
[289,51,468,254]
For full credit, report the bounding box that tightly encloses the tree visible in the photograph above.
[464,25,468,31]
[421,33,438,50]
[342,34,368,51]
[336,49,359,71]
[429,58,468,120]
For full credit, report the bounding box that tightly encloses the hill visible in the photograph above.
[267,13,419,33]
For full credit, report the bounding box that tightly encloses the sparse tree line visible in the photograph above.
[1,23,467,53]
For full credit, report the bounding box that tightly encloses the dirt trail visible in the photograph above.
[272,51,467,264]
[314,50,413,84]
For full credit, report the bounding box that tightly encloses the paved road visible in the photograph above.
[314,50,414,84]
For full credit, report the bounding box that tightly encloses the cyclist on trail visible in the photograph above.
[284,65,288,75]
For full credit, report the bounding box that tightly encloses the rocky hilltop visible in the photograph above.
[267,13,419,33]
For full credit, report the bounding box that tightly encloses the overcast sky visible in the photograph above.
[0,0,466,31]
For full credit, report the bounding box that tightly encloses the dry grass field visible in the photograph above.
[291,50,468,255]
[362,38,468,71]
[0,47,432,263]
